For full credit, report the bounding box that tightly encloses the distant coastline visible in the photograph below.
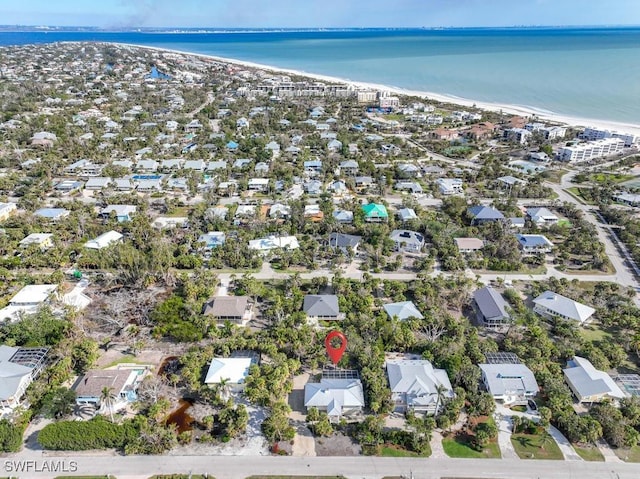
[2,28,639,127]
[114,42,640,136]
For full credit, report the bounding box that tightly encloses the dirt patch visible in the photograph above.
[95,346,165,370]
[315,431,361,456]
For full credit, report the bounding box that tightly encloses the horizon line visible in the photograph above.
[1,24,640,30]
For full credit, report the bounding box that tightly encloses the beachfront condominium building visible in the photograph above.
[556,138,625,163]
[581,127,638,148]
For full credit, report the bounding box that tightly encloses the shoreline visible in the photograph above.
[112,42,640,135]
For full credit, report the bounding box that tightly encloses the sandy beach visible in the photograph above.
[115,42,640,136]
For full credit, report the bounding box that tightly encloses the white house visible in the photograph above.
[248,235,299,252]
[84,230,124,250]
[0,202,17,221]
[386,359,454,414]
[0,345,48,412]
[479,363,539,405]
[436,178,464,195]
[533,291,596,325]
[0,284,58,322]
[563,356,626,404]
[204,356,257,391]
[304,378,365,418]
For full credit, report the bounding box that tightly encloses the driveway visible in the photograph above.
[494,412,519,459]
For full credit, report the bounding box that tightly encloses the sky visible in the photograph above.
[1,0,640,28]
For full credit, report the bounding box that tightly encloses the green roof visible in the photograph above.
[362,203,388,218]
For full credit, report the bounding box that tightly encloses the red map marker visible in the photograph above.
[325,330,347,365]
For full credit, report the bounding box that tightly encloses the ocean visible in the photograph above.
[1,28,639,125]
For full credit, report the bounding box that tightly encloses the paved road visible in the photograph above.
[546,169,640,300]
[5,454,640,479]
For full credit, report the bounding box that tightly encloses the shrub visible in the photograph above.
[38,417,138,450]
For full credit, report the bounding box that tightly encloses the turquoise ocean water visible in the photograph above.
[1,28,639,124]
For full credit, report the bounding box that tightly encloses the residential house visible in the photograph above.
[515,234,553,254]
[383,301,424,321]
[184,160,206,172]
[248,235,299,252]
[436,178,464,195]
[479,363,539,405]
[503,128,532,145]
[55,180,84,194]
[390,230,424,253]
[467,205,505,225]
[362,203,388,222]
[473,287,510,328]
[268,203,291,220]
[327,139,343,152]
[34,208,70,221]
[204,353,259,391]
[0,345,48,412]
[304,377,365,419]
[429,128,459,141]
[74,369,141,406]
[526,207,559,226]
[114,178,135,191]
[0,284,58,322]
[454,238,484,254]
[333,210,354,224]
[135,159,159,173]
[386,359,454,414]
[303,295,343,322]
[202,296,253,324]
[19,233,54,250]
[395,181,423,194]
[304,204,324,222]
[533,291,596,325]
[339,160,359,175]
[84,230,124,250]
[152,217,189,229]
[563,356,626,404]
[101,205,137,222]
[327,180,348,195]
[328,233,361,254]
[197,232,226,250]
[136,178,162,193]
[397,208,418,222]
[304,180,323,195]
[355,176,374,191]
[0,202,17,221]
[85,177,112,190]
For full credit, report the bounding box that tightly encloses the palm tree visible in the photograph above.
[539,431,554,451]
[434,384,449,417]
[217,378,232,402]
[101,386,117,422]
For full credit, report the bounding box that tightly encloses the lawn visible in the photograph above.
[613,445,640,462]
[573,444,605,461]
[542,168,569,184]
[589,173,634,184]
[378,444,430,457]
[566,187,594,205]
[511,433,564,460]
[442,437,501,459]
[510,405,527,413]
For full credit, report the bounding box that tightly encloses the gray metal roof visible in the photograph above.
[563,356,625,400]
[479,363,539,397]
[383,301,424,321]
[386,359,453,399]
[303,295,340,317]
[473,287,509,321]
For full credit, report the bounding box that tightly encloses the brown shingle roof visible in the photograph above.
[203,296,249,317]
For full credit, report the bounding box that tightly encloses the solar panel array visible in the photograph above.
[322,367,360,380]
[484,352,521,364]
